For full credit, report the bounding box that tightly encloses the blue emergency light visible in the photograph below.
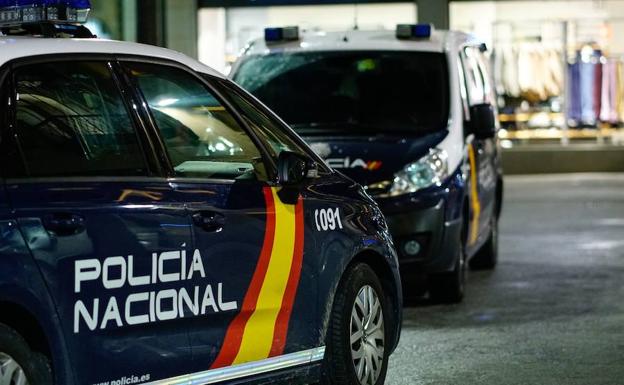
[264,26,299,43]
[396,24,433,40]
[0,0,90,27]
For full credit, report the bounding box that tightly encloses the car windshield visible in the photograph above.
[233,51,450,135]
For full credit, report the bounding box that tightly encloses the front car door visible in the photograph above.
[460,46,498,251]
[1,58,193,384]
[121,61,321,378]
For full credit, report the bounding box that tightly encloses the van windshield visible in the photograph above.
[233,51,450,135]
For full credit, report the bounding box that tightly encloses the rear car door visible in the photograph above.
[122,61,319,376]
[1,59,193,384]
[460,47,498,248]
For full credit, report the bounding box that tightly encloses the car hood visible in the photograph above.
[302,130,449,189]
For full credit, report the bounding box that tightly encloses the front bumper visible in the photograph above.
[384,199,461,274]
[376,174,464,275]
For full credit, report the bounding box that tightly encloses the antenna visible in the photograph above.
[353,2,359,30]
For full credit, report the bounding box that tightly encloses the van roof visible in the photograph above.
[242,29,481,57]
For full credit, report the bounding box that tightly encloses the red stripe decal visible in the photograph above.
[269,196,305,357]
[210,187,276,369]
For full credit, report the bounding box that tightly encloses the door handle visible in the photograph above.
[43,213,86,236]
[192,211,226,233]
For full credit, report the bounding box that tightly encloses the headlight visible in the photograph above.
[386,149,448,197]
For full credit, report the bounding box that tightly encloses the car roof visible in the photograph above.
[0,36,224,78]
[242,29,481,57]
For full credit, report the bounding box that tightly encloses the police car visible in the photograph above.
[231,25,504,303]
[0,3,402,385]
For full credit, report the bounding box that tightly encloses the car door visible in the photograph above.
[1,58,193,385]
[122,61,329,378]
[460,47,498,248]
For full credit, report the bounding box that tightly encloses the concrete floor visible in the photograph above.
[386,173,624,385]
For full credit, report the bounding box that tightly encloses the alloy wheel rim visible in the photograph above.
[350,285,385,385]
[0,352,29,385]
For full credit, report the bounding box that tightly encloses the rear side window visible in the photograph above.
[13,61,148,177]
[124,63,267,180]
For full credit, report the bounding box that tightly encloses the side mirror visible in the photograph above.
[469,103,496,139]
[277,151,316,186]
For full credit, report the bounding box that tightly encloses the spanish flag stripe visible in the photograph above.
[210,187,277,369]
[269,196,305,357]
[232,187,299,364]
[468,143,481,245]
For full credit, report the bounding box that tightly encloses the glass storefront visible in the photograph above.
[87,0,624,147]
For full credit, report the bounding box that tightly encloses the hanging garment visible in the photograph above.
[599,60,619,124]
[567,62,582,123]
[617,62,624,123]
[546,49,564,98]
[593,58,603,120]
[492,48,506,97]
[502,46,521,98]
[579,59,597,125]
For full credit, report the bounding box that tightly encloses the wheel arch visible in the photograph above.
[0,292,75,385]
[328,249,402,354]
[0,300,52,360]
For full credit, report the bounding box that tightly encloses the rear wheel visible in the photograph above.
[0,323,52,385]
[323,263,389,385]
[469,215,499,270]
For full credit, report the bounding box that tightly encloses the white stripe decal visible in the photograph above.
[145,347,326,385]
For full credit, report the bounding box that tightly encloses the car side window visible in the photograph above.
[217,80,310,159]
[11,61,149,178]
[125,63,267,181]
[461,47,487,106]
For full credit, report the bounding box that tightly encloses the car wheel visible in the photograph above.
[0,323,52,385]
[469,215,499,271]
[428,241,466,304]
[323,263,389,385]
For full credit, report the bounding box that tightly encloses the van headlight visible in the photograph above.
[387,149,449,197]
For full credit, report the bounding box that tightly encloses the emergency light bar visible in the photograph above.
[0,0,91,28]
[396,24,433,40]
[264,26,299,43]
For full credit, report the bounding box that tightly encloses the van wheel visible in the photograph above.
[428,242,466,304]
[470,215,499,270]
[0,323,52,385]
[323,263,389,385]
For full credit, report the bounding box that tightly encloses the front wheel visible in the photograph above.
[323,263,389,385]
[469,215,499,271]
[0,323,52,385]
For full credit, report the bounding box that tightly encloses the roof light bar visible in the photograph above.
[0,0,91,28]
[396,24,433,40]
[264,26,299,43]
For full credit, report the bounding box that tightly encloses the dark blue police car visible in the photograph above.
[231,25,504,303]
[0,3,401,385]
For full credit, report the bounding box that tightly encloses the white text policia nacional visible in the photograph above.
[73,249,238,333]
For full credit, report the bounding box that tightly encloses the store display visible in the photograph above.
[494,43,563,103]
[567,46,624,127]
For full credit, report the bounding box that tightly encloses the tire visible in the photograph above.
[469,215,499,271]
[0,323,53,385]
[323,263,390,385]
[428,241,466,304]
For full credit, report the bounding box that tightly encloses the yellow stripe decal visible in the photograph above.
[232,187,297,364]
[468,143,481,245]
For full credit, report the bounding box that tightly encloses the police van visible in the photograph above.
[0,3,402,385]
[231,25,504,303]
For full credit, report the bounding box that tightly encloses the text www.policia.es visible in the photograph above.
[93,373,151,385]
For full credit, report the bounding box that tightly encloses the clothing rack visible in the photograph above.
[491,17,624,144]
